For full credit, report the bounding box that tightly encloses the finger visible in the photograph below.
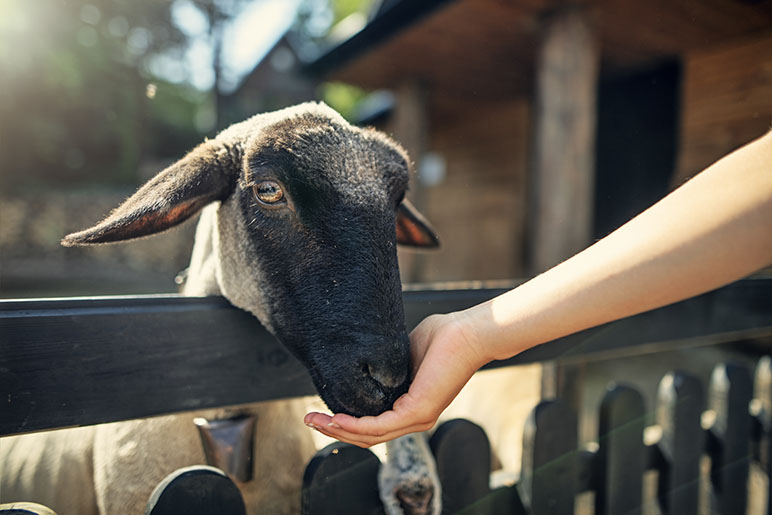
[305,410,432,446]
[304,411,333,428]
[305,405,434,447]
[311,421,434,448]
[328,393,431,437]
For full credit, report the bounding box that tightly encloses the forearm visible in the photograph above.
[467,131,772,362]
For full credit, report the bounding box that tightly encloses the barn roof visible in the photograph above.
[306,0,772,122]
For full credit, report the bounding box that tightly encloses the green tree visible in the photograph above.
[0,0,218,191]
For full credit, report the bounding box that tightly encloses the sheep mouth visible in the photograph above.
[316,377,408,418]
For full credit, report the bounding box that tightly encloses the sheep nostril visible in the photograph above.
[366,363,406,389]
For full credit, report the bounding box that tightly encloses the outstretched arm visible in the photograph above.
[305,130,772,447]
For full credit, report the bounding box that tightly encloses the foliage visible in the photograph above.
[294,0,375,45]
[0,0,377,193]
[0,0,209,192]
[320,82,368,122]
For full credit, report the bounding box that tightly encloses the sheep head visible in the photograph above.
[62,102,438,417]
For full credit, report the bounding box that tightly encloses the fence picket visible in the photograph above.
[518,400,578,514]
[656,371,704,515]
[754,356,772,515]
[430,419,492,514]
[301,443,382,515]
[596,384,646,515]
[708,362,753,514]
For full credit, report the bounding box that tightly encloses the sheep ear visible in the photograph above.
[62,142,235,246]
[396,199,440,248]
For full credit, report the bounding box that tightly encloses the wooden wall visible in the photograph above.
[394,30,771,284]
[398,100,530,282]
[674,31,772,185]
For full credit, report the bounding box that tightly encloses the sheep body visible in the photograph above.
[1,103,441,515]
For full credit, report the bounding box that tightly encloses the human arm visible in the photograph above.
[305,130,772,447]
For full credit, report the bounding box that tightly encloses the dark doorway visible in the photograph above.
[593,60,681,239]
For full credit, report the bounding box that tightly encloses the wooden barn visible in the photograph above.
[307,0,772,284]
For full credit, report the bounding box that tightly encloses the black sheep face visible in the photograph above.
[62,103,439,417]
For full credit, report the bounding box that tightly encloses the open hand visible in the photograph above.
[304,311,487,447]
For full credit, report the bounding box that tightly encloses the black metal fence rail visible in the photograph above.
[303,357,772,515]
[1,277,771,436]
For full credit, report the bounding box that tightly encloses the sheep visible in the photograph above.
[0,102,442,515]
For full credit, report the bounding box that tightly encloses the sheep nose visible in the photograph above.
[366,362,408,389]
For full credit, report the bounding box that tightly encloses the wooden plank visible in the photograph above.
[1,278,770,436]
[455,485,527,515]
[518,400,578,514]
[528,6,599,273]
[429,419,491,513]
[656,371,704,515]
[576,447,598,494]
[595,384,646,515]
[504,276,772,367]
[0,295,318,436]
[753,356,772,515]
[426,99,529,280]
[707,363,753,514]
[674,32,772,184]
[391,80,429,283]
[301,443,382,515]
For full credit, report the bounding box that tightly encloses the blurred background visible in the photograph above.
[1,0,770,298]
[2,1,771,491]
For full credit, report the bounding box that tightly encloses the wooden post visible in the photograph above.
[302,443,382,514]
[530,6,599,415]
[519,400,578,514]
[390,81,430,283]
[707,363,753,515]
[528,7,599,272]
[596,384,646,515]
[656,371,704,515]
[429,419,492,513]
[753,357,772,515]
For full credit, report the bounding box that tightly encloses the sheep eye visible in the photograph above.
[253,181,284,205]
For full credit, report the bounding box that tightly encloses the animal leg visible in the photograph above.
[378,433,441,515]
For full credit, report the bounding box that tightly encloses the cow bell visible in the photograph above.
[194,415,257,483]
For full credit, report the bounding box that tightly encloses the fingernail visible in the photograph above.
[305,422,319,429]
[327,422,341,429]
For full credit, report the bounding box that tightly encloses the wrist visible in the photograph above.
[445,307,493,369]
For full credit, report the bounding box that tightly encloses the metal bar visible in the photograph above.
[1,278,771,437]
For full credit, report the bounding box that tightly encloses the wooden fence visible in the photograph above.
[2,277,772,514]
[3,278,770,437]
[303,357,772,515]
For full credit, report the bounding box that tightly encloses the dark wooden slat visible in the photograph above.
[1,278,770,436]
[518,400,578,514]
[576,447,598,494]
[429,419,491,514]
[301,443,383,515]
[596,384,647,515]
[455,485,527,515]
[753,356,772,515]
[656,371,704,515]
[0,296,317,436]
[708,363,753,514]
[503,277,772,367]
